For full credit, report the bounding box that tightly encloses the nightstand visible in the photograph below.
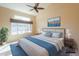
[64,38,77,53]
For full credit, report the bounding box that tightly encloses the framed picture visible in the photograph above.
[48,16,61,27]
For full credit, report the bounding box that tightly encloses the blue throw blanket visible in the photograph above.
[25,36,57,56]
[10,44,28,56]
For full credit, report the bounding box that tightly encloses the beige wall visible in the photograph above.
[36,4,79,49]
[0,7,36,42]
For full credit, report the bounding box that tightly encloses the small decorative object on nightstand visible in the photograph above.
[64,38,77,53]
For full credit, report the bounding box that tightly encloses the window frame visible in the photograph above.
[10,18,33,35]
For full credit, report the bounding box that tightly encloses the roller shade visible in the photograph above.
[10,18,33,24]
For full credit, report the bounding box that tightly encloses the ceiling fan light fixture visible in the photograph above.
[26,3,45,13]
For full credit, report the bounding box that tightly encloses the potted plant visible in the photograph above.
[0,27,8,45]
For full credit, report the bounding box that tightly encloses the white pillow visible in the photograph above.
[42,31,46,35]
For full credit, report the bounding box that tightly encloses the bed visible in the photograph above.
[18,28,65,56]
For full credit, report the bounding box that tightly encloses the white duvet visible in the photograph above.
[18,34,64,56]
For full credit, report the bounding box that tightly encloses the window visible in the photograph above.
[11,15,32,35]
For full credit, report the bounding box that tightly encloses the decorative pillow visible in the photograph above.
[42,31,46,35]
[44,31,52,37]
[52,32,63,38]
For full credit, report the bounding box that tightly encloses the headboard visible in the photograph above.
[42,28,66,39]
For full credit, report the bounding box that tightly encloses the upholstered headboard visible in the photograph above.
[42,28,66,38]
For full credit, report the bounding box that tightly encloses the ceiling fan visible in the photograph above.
[26,3,44,13]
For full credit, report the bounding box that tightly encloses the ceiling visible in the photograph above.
[0,3,49,16]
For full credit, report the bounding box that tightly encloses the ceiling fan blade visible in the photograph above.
[35,3,39,7]
[26,5,33,8]
[37,7,44,9]
[35,9,39,13]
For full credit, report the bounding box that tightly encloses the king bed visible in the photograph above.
[18,28,65,56]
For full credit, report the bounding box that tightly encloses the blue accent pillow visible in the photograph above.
[44,31,52,37]
[52,32,63,38]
